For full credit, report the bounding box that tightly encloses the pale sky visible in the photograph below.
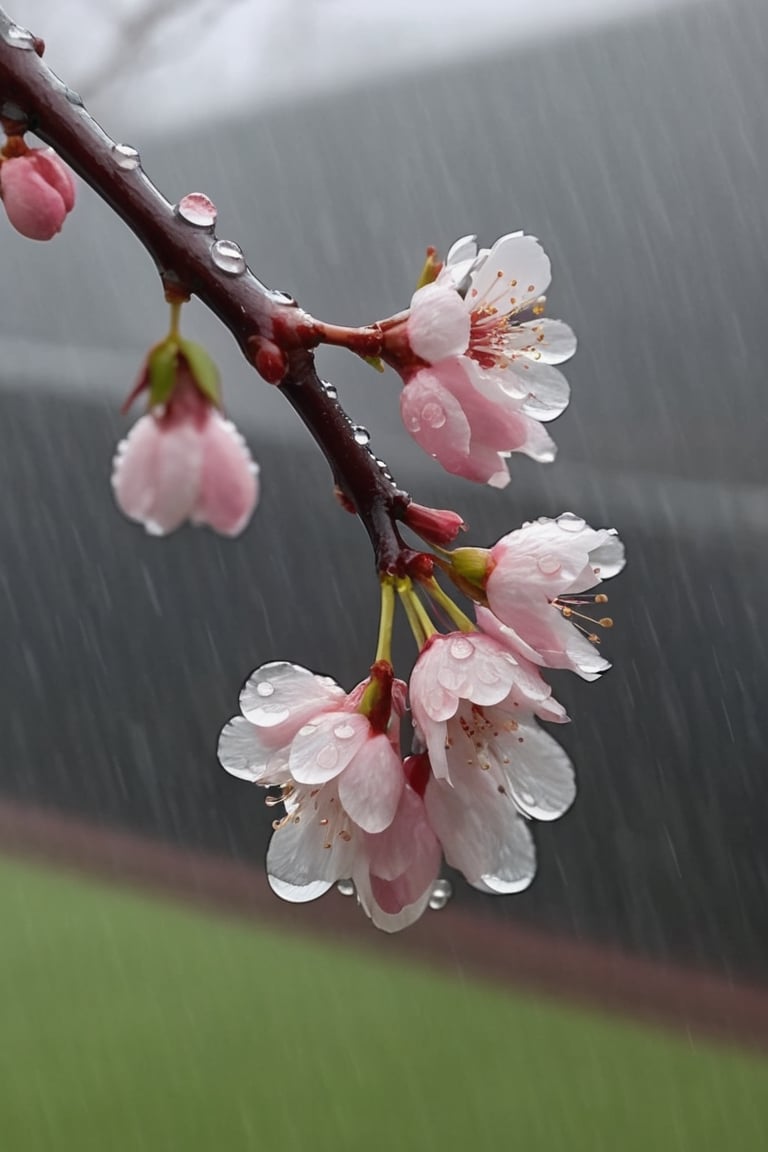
[12,0,698,133]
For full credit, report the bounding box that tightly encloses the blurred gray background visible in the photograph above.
[0,0,766,980]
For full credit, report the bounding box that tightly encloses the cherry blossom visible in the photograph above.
[480,513,626,680]
[218,661,442,929]
[391,233,576,486]
[0,147,75,240]
[112,361,259,536]
[409,630,573,893]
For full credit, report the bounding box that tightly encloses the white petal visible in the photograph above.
[338,734,403,833]
[512,318,577,365]
[425,768,537,893]
[289,712,370,785]
[446,234,478,267]
[240,661,344,730]
[470,234,551,317]
[268,875,333,903]
[266,816,355,890]
[218,715,285,783]
[503,723,576,821]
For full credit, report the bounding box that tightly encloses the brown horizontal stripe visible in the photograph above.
[0,797,766,1052]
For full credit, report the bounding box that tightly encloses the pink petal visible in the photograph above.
[337,733,404,833]
[240,661,345,742]
[400,367,471,466]
[217,715,292,784]
[288,711,370,785]
[111,413,201,535]
[407,283,471,363]
[193,413,259,537]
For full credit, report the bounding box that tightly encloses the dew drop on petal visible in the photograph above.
[111,143,141,170]
[520,790,536,807]
[2,23,34,48]
[337,879,355,897]
[406,412,421,432]
[428,879,453,910]
[211,238,246,275]
[333,723,356,740]
[316,744,339,771]
[449,637,474,661]
[475,665,500,686]
[176,193,217,228]
[557,512,586,533]
[298,723,319,737]
[352,426,370,446]
[421,401,447,429]
[537,554,561,576]
[256,681,275,698]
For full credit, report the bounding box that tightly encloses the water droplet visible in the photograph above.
[537,554,561,576]
[520,790,536,807]
[250,705,290,726]
[352,426,370,446]
[557,512,586,533]
[449,637,474,661]
[111,143,140,171]
[65,87,84,107]
[316,744,339,771]
[428,879,453,910]
[2,24,34,49]
[333,723,356,741]
[211,239,246,275]
[421,401,447,429]
[322,381,338,400]
[176,193,217,228]
[406,412,421,432]
[270,289,295,305]
[256,681,275,698]
[337,879,355,897]
[298,723,318,737]
[475,665,500,686]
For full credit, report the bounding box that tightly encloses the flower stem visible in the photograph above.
[397,579,436,649]
[423,577,476,633]
[168,299,182,338]
[375,577,396,664]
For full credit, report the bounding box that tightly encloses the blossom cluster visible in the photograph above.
[219,514,624,931]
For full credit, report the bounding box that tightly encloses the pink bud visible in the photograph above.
[402,501,466,546]
[0,147,76,241]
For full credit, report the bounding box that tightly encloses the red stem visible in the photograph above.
[0,10,417,574]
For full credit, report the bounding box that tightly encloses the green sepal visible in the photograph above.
[178,338,222,407]
[147,339,179,409]
[363,355,386,374]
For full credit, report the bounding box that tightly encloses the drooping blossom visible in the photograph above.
[112,358,258,536]
[390,233,576,486]
[409,630,574,895]
[0,147,75,240]
[478,513,626,680]
[218,661,440,930]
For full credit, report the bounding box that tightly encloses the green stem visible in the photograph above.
[423,577,476,633]
[375,577,396,664]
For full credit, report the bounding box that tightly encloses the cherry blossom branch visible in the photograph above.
[0,8,417,574]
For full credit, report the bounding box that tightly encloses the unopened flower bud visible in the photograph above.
[0,147,75,240]
[403,501,466,546]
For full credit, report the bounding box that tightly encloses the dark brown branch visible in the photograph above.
[0,10,415,574]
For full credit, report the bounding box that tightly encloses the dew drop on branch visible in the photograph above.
[211,239,246,275]
[1,24,34,49]
[352,426,370,446]
[175,193,217,229]
[321,381,338,400]
[111,143,141,171]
